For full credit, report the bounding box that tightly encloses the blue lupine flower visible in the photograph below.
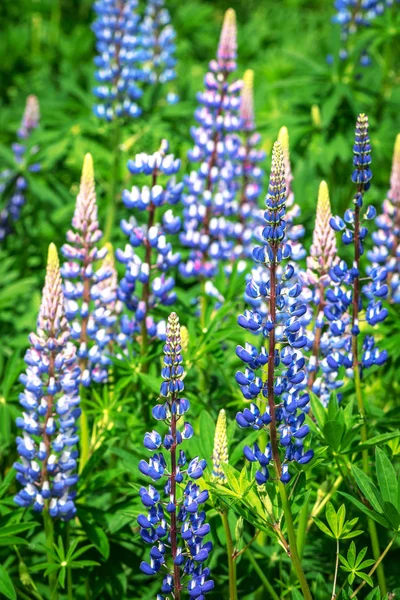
[325,114,388,379]
[61,154,116,386]
[0,96,40,242]
[117,140,182,343]
[92,0,144,120]
[139,0,177,91]
[179,9,243,280]
[14,244,80,521]
[235,141,313,485]
[138,312,213,597]
[366,133,400,302]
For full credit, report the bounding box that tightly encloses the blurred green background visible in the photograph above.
[0,0,399,351]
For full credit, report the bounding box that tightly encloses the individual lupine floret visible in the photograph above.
[332,1,389,66]
[61,154,115,385]
[179,9,243,280]
[234,69,265,259]
[139,0,177,91]
[14,244,80,521]
[235,142,313,485]
[327,114,388,379]
[0,95,40,242]
[304,181,346,404]
[92,0,144,120]
[211,409,228,483]
[138,312,214,598]
[117,140,182,346]
[367,133,400,302]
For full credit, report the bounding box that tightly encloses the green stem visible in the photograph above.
[43,511,58,600]
[354,367,387,597]
[278,481,313,600]
[66,523,73,600]
[79,388,90,474]
[103,119,121,244]
[296,495,309,560]
[220,510,237,600]
[246,551,280,600]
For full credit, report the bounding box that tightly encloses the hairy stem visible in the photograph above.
[331,538,340,599]
[221,510,237,600]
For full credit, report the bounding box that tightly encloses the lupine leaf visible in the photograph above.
[313,518,335,539]
[357,571,374,587]
[375,447,398,506]
[347,541,356,566]
[80,520,110,560]
[364,588,381,600]
[339,492,389,529]
[382,501,400,530]
[337,504,346,537]
[310,393,327,429]
[323,421,345,452]
[0,564,16,600]
[325,502,338,536]
[357,431,400,450]
[352,466,384,513]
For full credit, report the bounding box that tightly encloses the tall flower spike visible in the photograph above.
[138,312,214,599]
[0,95,40,242]
[304,182,343,405]
[211,410,228,483]
[367,133,400,302]
[326,114,388,383]
[233,69,265,261]
[92,0,143,121]
[117,140,182,346]
[236,141,313,486]
[14,244,81,521]
[61,154,115,385]
[179,8,242,280]
[277,126,305,262]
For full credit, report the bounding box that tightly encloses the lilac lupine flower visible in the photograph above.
[325,114,388,380]
[179,9,243,280]
[117,140,182,344]
[0,96,40,242]
[92,0,144,120]
[61,154,115,386]
[138,312,213,598]
[14,244,80,521]
[139,0,177,94]
[236,142,313,485]
[367,133,400,302]
[304,181,345,405]
[234,69,265,259]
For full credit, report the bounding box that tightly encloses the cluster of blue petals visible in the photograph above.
[117,140,182,341]
[236,143,313,485]
[138,314,213,598]
[0,97,40,242]
[92,0,177,120]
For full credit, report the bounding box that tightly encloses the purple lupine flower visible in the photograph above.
[61,154,115,386]
[138,312,213,597]
[117,140,182,345]
[325,114,388,380]
[303,181,344,405]
[179,9,243,280]
[233,69,265,259]
[92,0,144,120]
[367,133,400,302]
[14,244,80,521]
[236,142,313,485]
[139,0,177,94]
[0,95,40,242]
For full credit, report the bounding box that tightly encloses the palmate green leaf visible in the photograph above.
[357,571,374,587]
[357,430,400,450]
[382,501,400,530]
[325,502,338,537]
[0,522,38,538]
[352,466,384,513]
[221,464,241,496]
[339,492,389,530]
[313,518,335,539]
[376,447,398,507]
[310,392,327,429]
[0,564,16,600]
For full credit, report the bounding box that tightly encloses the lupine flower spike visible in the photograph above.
[14,244,80,520]
[92,0,143,120]
[234,69,265,260]
[367,133,400,302]
[179,9,243,281]
[117,139,182,346]
[305,182,343,404]
[236,141,313,485]
[327,114,388,383]
[211,409,228,483]
[0,95,40,241]
[138,312,214,599]
[61,153,115,385]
